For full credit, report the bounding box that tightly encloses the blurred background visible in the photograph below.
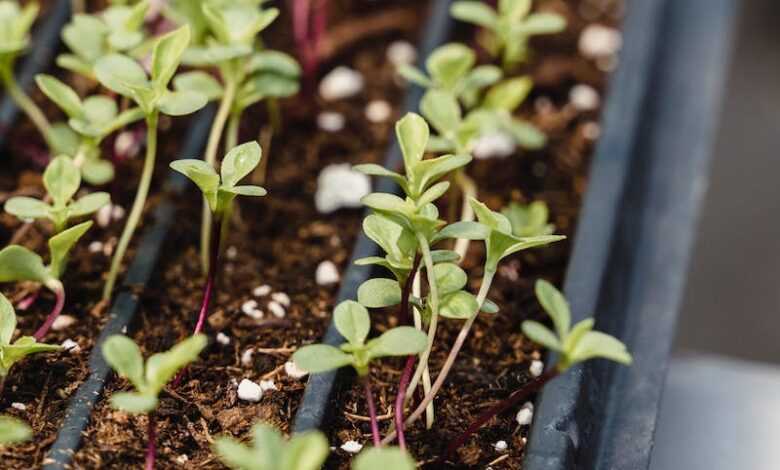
[650,0,780,469]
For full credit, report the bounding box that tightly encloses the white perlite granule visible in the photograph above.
[569,84,600,111]
[529,360,544,377]
[317,111,346,132]
[516,401,535,426]
[315,260,340,285]
[319,67,364,101]
[51,315,76,331]
[285,360,308,379]
[579,24,622,58]
[365,100,392,123]
[314,163,371,213]
[472,132,517,160]
[237,379,263,402]
[340,440,363,453]
[386,40,417,67]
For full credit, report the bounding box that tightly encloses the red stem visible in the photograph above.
[364,379,381,447]
[17,289,40,311]
[173,219,222,387]
[33,285,65,341]
[145,413,157,470]
[443,368,559,461]
[193,218,222,336]
[389,254,421,448]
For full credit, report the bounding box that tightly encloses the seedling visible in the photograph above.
[450,0,567,69]
[443,280,631,459]
[169,141,267,337]
[102,334,207,469]
[96,25,208,300]
[4,155,110,233]
[35,74,147,185]
[502,200,555,237]
[397,42,502,109]
[168,0,299,271]
[58,1,150,80]
[0,1,55,149]
[293,300,427,445]
[291,0,328,81]
[0,415,32,445]
[356,114,562,440]
[0,221,93,340]
[214,423,329,470]
[0,293,60,392]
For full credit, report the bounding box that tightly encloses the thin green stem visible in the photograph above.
[266,98,281,134]
[200,79,238,273]
[405,232,439,428]
[101,107,146,139]
[225,111,241,154]
[2,70,52,149]
[453,170,477,260]
[383,268,496,445]
[103,112,158,300]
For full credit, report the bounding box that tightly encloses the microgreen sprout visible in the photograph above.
[58,0,151,80]
[102,334,208,469]
[35,74,147,184]
[293,300,427,445]
[0,293,60,392]
[213,423,329,470]
[169,141,266,337]
[0,415,32,445]
[290,0,328,81]
[0,1,55,149]
[168,0,299,271]
[355,113,562,440]
[450,0,567,69]
[0,220,92,340]
[97,25,208,300]
[4,155,110,233]
[502,200,555,237]
[443,280,631,459]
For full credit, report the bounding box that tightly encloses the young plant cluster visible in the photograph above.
[0,0,628,468]
[288,0,631,465]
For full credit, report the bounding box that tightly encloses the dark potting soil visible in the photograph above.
[0,0,620,468]
[67,2,432,469]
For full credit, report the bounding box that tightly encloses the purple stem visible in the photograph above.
[364,379,381,447]
[442,368,559,461]
[394,355,416,451]
[17,289,40,311]
[33,285,65,341]
[145,413,157,470]
[193,218,222,336]
[389,255,421,448]
[172,218,222,387]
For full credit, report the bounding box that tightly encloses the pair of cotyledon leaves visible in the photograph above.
[5,155,110,233]
[525,280,633,371]
[293,300,427,377]
[169,141,267,215]
[102,334,207,413]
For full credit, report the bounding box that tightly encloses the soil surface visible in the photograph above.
[0,0,621,468]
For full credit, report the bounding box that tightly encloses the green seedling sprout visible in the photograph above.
[4,155,110,233]
[169,141,266,338]
[96,25,208,300]
[401,44,546,259]
[0,293,60,394]
[355,113,562,441]
[443,280,631,460]
[213,423,329,470]
[450,0,566,69]
[293,300,427,446]
[35,74,147,185]
[167,0,299,272]
[502,200,555,237]
[0,1,55,149]
[58,1,151,80]
[0,221,93,341]
[102,334,207,469]
[0,415,32,445]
